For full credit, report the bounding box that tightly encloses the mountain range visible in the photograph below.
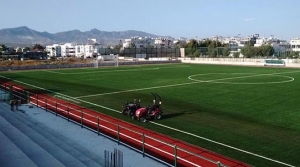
[0,26,173,46]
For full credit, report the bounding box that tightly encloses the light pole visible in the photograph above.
[216,36,219,57]
[237,34,241,52]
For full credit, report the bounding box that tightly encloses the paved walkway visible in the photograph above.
[0,101,168,167]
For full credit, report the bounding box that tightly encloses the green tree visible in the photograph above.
[114,40,123,53]
[32,44,45,51]
[233,52,240,58]
[185,39,198,48]
[222,45,231,57]
[208,43,217,57]
[174,41,186,48]
[289,51,300,58]
[127,43,136,48]
[198,39,224,47]
[193,50,200,57]
[0,44,7,53]
[241,44,255,58]
[185,39,198,57]
[260,44,275,57]
[253,47,262,57]
[23,47,31,52]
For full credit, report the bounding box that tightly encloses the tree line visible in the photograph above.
[183,39,277,58]
[0,44,45,55]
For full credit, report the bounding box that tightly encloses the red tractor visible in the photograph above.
[122,99,141,117]
[134,93,163,123]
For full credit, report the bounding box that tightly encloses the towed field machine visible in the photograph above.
[122,99,141,117]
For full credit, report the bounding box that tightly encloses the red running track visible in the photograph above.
[4,82,251,167]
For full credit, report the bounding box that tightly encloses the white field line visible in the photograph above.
[43,70,66,74]
[149,122,294,167]
[158,66,191,68]
[43,65,189,75]
[75,81,199,98]
[188,73,295,84]
[76,70,299,99]
[57,67,160,75]
[1,71,298,167]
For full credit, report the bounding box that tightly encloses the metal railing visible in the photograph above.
[0,83,229,167]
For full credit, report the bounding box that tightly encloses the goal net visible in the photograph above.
[94,55,119,68]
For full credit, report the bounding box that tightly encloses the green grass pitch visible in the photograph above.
[1,63,299,167]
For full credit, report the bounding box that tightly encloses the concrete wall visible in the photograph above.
[179,57,300,68]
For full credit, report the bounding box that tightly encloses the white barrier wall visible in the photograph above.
[179,58,300,68]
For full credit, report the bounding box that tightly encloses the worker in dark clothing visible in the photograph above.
[16,99,21,110]
[10,99,15,111]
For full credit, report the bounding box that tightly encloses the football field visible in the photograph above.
[1,63,299,167]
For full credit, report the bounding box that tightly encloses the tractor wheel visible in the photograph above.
[140,117,147,123]
[122,109,128,115]
[129,110,134,117]
[155,114,162,120]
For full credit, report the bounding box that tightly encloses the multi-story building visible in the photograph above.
[122,37,173,48]
[46,44,61,57]
[60,43,76,57]
[290,38,300,52]
[46,39,100,58]
[154,38,173,48]
[252,36,293,57]
[222,37,239,51]
[123,37,155,48]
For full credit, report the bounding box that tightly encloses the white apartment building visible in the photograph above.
[290,38,300,52]
[122,37,173,48]
[46,40,100,58]
[254,37,290,53]
[46,44,61,57]
[123,37,155,48]
[154,38,173,48]
[59,43,75,57]
[222,37,239,51]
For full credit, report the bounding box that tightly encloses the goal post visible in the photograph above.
[93,58,98,68]
[115,54,119,67]
[94,55,118,68]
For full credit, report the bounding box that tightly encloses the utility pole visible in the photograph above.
[216,36,219,57]
[237,34,241,51]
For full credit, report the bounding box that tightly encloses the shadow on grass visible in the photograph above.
[161,112,185,120]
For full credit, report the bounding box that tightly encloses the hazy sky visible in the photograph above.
[1,0,299,40]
